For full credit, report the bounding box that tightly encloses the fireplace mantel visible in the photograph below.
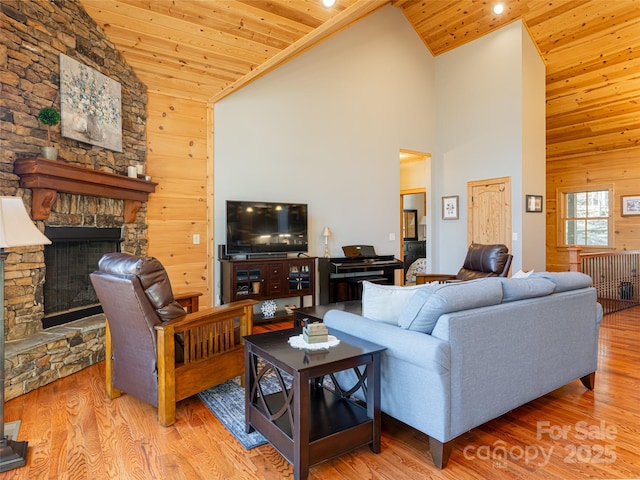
[14,157,157,222]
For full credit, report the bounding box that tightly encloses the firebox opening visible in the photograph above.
[43,226,122,329]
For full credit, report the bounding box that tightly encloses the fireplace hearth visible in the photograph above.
[43,226,122,329]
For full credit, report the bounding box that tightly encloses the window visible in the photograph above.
[558,187,612,247]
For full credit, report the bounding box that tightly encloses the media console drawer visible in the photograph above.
[220,257,317,323]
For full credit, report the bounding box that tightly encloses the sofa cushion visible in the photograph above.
[530,271,592,292]
[362,281,424,324]
[398,278,503,334]
[497,277,556,302]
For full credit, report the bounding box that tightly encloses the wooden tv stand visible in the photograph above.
[220,256,316,323]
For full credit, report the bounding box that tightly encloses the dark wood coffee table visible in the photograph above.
[243,327,384,480]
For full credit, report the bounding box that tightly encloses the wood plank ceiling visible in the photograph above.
[80,0,640,160]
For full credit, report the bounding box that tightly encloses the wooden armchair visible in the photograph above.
[416,243,513,285]
[90,253,257,426]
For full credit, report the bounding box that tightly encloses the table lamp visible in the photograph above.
[322,227,332,258]
[0,197,51,472]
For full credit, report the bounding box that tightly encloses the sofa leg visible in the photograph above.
[580,372,596,390]
[429,437,453,468]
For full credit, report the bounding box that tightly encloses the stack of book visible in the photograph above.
[302,322,329,344]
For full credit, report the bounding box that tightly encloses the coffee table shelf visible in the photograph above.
[258,386,371,441]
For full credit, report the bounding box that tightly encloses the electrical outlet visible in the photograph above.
[389,233,396,241]
[512,232,518,241]
[193,234,200,245]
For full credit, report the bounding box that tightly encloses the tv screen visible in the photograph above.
[226,201,308,255]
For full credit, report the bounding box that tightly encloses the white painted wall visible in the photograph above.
[214,10,545,301]
[521,26,547,272]
[432,21,545,274]
[214,5,435,301]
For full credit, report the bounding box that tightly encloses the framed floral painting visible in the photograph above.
[59,54,122,152]
[442,195,459,220]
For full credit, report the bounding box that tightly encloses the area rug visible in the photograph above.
[198,373,291,450]
[199,372,334,450]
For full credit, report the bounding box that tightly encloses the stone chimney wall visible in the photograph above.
[1,0,148,398]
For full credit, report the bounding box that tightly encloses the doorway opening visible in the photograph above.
[400,149,431,284]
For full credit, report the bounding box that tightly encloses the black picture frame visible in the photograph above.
[526,195,543,213]
[403,209,418,241]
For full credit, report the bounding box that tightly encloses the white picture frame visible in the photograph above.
[442,195,459,220]
[621,195,640,216]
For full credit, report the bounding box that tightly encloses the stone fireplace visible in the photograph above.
[4,159,156,401]
[2,0,149,400]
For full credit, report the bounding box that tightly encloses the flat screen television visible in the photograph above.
[226,200,308,255]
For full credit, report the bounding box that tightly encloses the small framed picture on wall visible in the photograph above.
[621,195,640,216]
[526,195,543,213]
[442,195,459,220]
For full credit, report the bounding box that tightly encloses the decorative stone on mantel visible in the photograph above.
[14,157,157,223]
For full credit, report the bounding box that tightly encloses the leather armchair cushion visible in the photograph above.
[98,252,185,321]
[459,244,509,278]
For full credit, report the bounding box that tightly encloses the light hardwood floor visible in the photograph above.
[4,308,640,479]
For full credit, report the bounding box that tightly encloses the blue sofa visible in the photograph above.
[324,272,602,468]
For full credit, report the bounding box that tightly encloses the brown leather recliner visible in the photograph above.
[416,243,513,284]
[90,252,256,426]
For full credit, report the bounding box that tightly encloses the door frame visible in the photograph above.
[466,176,512,250]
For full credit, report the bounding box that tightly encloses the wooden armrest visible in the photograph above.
[415,273,457,285]
[156,299,258,335]
[174,290,203,313]
[154,299,258,427]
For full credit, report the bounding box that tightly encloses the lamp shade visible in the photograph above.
[419,216,427,225]
[0,197,51,248]
[322,227,332,237]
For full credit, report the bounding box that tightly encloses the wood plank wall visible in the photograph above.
[546,146,640,272]
[145,93,212,306]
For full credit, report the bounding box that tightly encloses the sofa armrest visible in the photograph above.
[324,310,450,373]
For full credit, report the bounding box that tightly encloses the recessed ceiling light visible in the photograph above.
[322,0,336,7]
[493,3,505,15]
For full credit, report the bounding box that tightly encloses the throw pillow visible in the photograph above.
[361,281,424,323]
[530,271,592,292]
[398,278,503,334]
[497,277,556,302]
